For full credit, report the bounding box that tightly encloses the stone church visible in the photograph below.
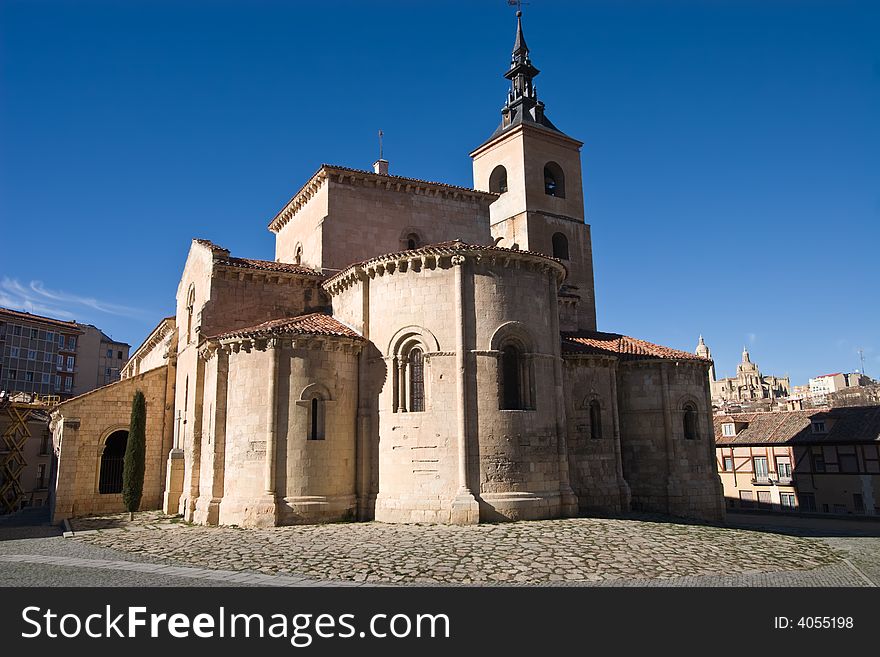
[50,13,724,526]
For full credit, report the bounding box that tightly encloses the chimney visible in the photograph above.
[373,159,389,175]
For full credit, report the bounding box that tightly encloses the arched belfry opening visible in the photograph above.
[99,430,128,494]
[489,165,508,194]
[544,162,565,198]
[552,232,569,260]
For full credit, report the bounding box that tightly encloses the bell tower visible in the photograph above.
[470,10,596,331]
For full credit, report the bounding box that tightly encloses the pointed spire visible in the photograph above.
[742,346,750,363]
[513,10,528,56]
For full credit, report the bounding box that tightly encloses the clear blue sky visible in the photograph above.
[1,0,878,385]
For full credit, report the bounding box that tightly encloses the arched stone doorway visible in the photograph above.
[99,430,128,494]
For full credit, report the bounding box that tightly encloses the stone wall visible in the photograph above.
[617,360,724,521]
[562,356,629,513]
[51,365,173,523]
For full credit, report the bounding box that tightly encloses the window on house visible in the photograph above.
[811,421,826,433]
[799,493,816,512]
[107,349,113,358]
[723,456,734,471]
[25,372,34,382]
[36,464,46,489]
[489,165,508,194]
[46,332,54,343]
[780,493,796,509]
[589,400,602,439]
[57,334,64,348]
[54,375,61,391]
[739,491,754,509]
[753,456,769,479]
[405,233,421,251]
[551,232,569,260]
[66,356,74,371]
[12,325,22,336]
[683,403,698,440]
[408,348,425,412]
[812,453,826,473]
[722,423,735,437]
[27,349,36,360]
[839,453,859,473]
[852,493,865,514]
[66,336,76,350]
[63,376,72,392]
[118,351,123,359]
[776,456,792,479]
[9,370,16,380]
[543,162,565,197]
[40,434,49,455]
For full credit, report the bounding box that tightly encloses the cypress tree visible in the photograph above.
[123,389,147,521]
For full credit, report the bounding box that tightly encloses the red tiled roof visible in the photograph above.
[714,406,880,445]
[561,330,709,363]
[193,237,323,277]
[324,240,565,287]
[218,255,324,277]
[0,306,84,332]
[212,313,362,341]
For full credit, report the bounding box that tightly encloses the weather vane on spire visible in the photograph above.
[507,0,529,14]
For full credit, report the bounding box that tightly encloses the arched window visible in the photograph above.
[489,165,508,194]
[590,400,602,439]
[409,348,425,412]
[185,285,196,343]
[501,345,524,410]
[552,232,569,260]
[394,342,427,413]
[294,243,303,265]
[683,402,699,440]
[406,233,420,250]
[544,162,565,198]
[99,430,128,494]
[298,383,330,440]
[309,397,321,440]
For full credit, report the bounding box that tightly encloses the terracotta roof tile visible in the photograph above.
[192,238,323,277]
[212,313,362,341]
[218,255,324,277]
[714,406,880,445]
[324,240,565,287]
[561,330,709,363]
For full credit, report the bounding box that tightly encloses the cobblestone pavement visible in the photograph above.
[63,511,873,586]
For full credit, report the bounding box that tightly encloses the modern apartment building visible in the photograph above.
[0,307,131,400]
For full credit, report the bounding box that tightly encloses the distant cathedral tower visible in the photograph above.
[695,335,715,381]
[470,11,596,331]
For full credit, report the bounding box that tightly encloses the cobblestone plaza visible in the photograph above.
[27,512,873,587]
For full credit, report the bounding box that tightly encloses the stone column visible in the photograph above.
[206,347,228,525]
[253,339,279,527]
[660,363,680,515]
[703,365,725,521]
[450,254,478,524]
[355,271,372,520]
[549,270,578,517]
[608,363,631,511]
[397,359,408,413]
